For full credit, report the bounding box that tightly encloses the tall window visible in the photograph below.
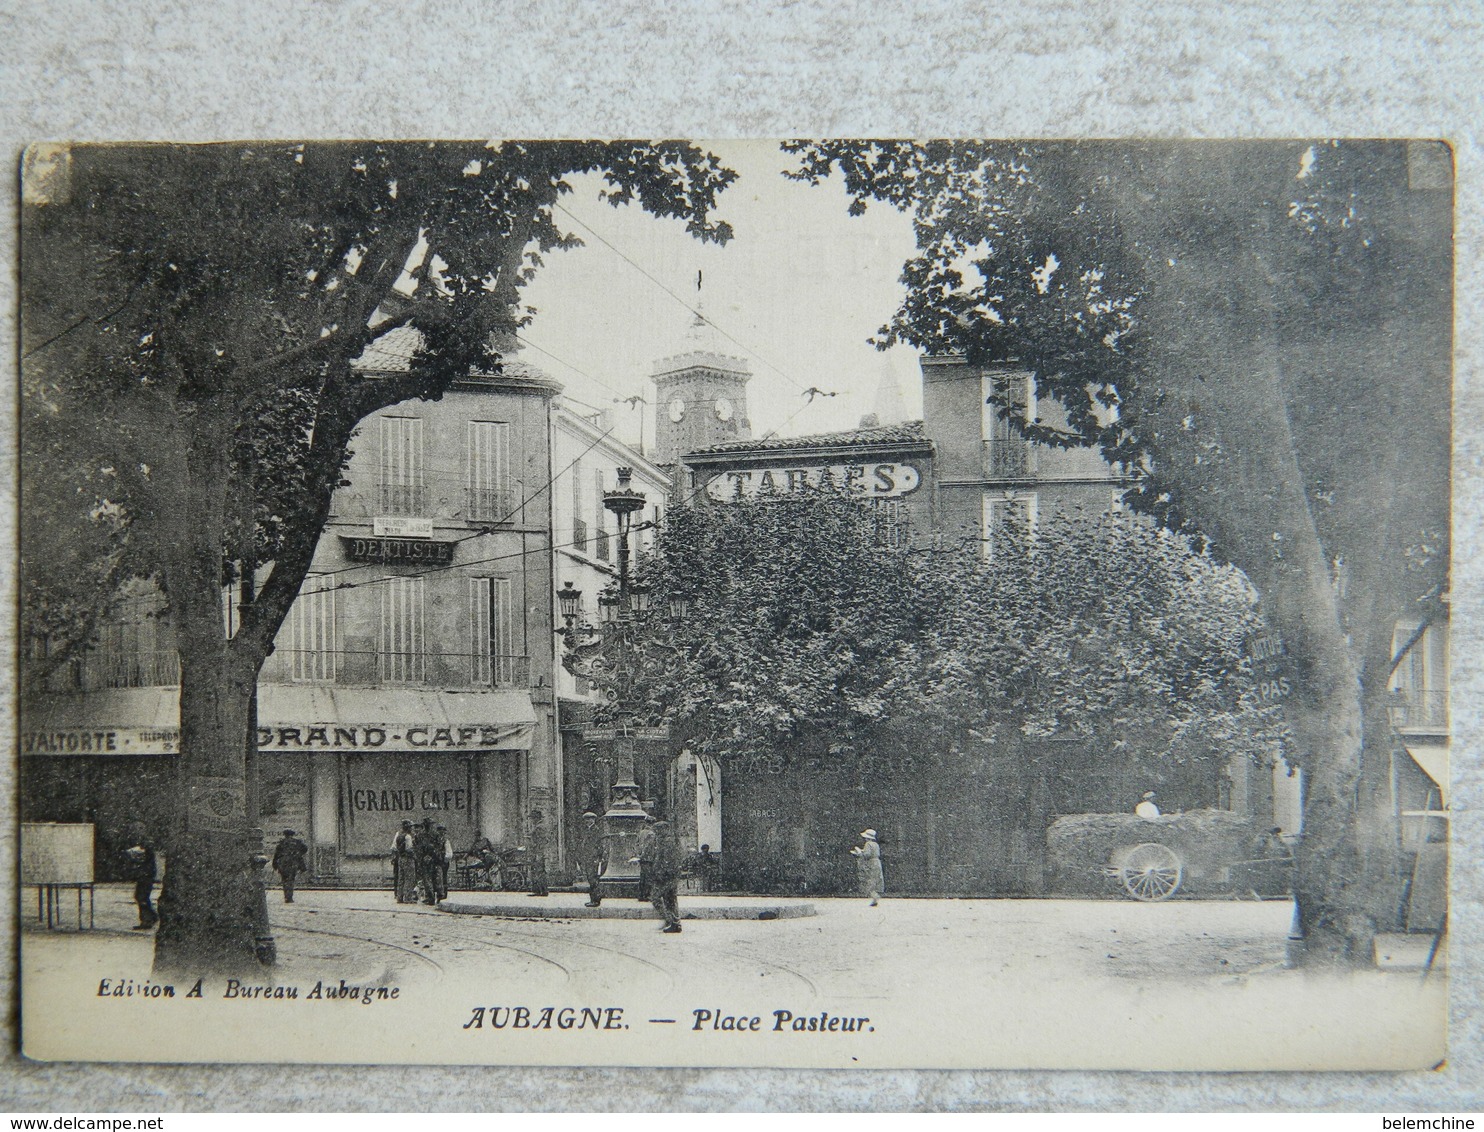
[288,577,337,682]
[87,598,178,688]
[467,420,512,522]
[872,498,909,548]
[982,373,1037,478]
[593,468,612,562]
[571,457,588,552]
[379,576,425,682]
[469,576,522,686]
[379,416,425,515]
[981,492,1038,558]
[1392,620,1449,731]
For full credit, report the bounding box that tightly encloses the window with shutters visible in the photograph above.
[982,373,1037,479]
[593,468,611,562]
[379,576,426,683]
[571,457,588,552]
[469,576,526,687]
[82,595,179,689]
[379,416,426,515]
[287,577,338,682]
[467,420,512,522]
[981,492,1038,558]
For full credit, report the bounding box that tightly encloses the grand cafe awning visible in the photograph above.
[20,685,536,756]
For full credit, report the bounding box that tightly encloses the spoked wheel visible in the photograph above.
[1119,842,1184,901]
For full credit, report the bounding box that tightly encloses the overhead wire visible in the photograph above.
[551,201,824,399]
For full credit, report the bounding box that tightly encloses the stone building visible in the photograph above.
[22,333,565,885]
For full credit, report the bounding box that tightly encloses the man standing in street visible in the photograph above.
[643,819,682,933]
[122,823,157,930]
[634,814,657,903]
[850,828,884,907]
[435,823,453,901]
[391,820,417,903]
[414,818,442,905]
[526,809,550,897]
[576,811,607,907]
[270,828,309,904]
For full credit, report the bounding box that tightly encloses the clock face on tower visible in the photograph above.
[668,397,686,423]
[714,397,734,422]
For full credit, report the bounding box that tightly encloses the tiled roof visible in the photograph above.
[688,420,928,456]
[352,324,551,383]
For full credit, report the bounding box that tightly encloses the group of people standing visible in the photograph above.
[390,817,456,905]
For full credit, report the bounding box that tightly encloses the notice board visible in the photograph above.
[21,822,95,885]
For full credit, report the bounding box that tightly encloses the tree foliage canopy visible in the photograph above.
[632,494,1280,776]
[22,140,737,673]
[782,140,1452,958]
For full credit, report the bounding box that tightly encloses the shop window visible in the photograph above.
[379,575,425,683]
[288,577,338,682]
[379,416,426,515]
[467,420,512,522]
[469,576,526,687]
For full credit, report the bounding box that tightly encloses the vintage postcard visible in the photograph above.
[16,139,1449,1069]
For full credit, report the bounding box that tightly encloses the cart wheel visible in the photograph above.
[1119,842,1183,901]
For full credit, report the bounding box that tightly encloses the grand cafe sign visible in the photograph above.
[705,462,920,503]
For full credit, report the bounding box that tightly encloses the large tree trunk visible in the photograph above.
[153,648,267,974]
[152,398,270,976]
[1137,224,1398,967]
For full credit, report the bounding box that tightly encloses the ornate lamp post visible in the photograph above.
[556,468,681,891]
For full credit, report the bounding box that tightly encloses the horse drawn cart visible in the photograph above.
[1048,809,1293,901]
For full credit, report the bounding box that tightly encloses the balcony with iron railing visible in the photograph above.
[465,486,515,524]
[983,439,1038,479]
[377,482,429,516]
[64,648,182,692]
[1390,687,1449,733]
[264,647,532,690]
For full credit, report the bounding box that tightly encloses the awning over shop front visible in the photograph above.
[20,685,537,756]
[20,687,181,755]
[256,685,535,752]
[1405,743,1449,807]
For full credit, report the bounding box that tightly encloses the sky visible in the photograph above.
[518,141,924,452]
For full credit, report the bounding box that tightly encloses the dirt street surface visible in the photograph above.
[21,885,1445,1069]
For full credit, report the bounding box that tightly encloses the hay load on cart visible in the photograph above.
[1046,809,1290,900]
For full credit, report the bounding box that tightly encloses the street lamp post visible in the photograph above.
[556,468,676,892]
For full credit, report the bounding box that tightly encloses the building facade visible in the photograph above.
[22,345,564,886]
[921,356,1131,548]
[547,401,711,871]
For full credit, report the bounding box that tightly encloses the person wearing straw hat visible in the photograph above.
[850,828,884,906]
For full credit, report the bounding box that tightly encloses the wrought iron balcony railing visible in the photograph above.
[73,649,181,691]
[377,482,429,516]
[983,439,1038,479]
[267,648,532,689]
[465,486,515,523]
[1391,687,1449,732]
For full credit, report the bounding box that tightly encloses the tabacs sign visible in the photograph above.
[706,462,920,503]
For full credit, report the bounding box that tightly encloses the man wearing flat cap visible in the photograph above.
[850,828,884,906]
[271,828,309,904]
[576,810,608,908]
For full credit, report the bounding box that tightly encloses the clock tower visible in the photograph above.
[651,309,752,468]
